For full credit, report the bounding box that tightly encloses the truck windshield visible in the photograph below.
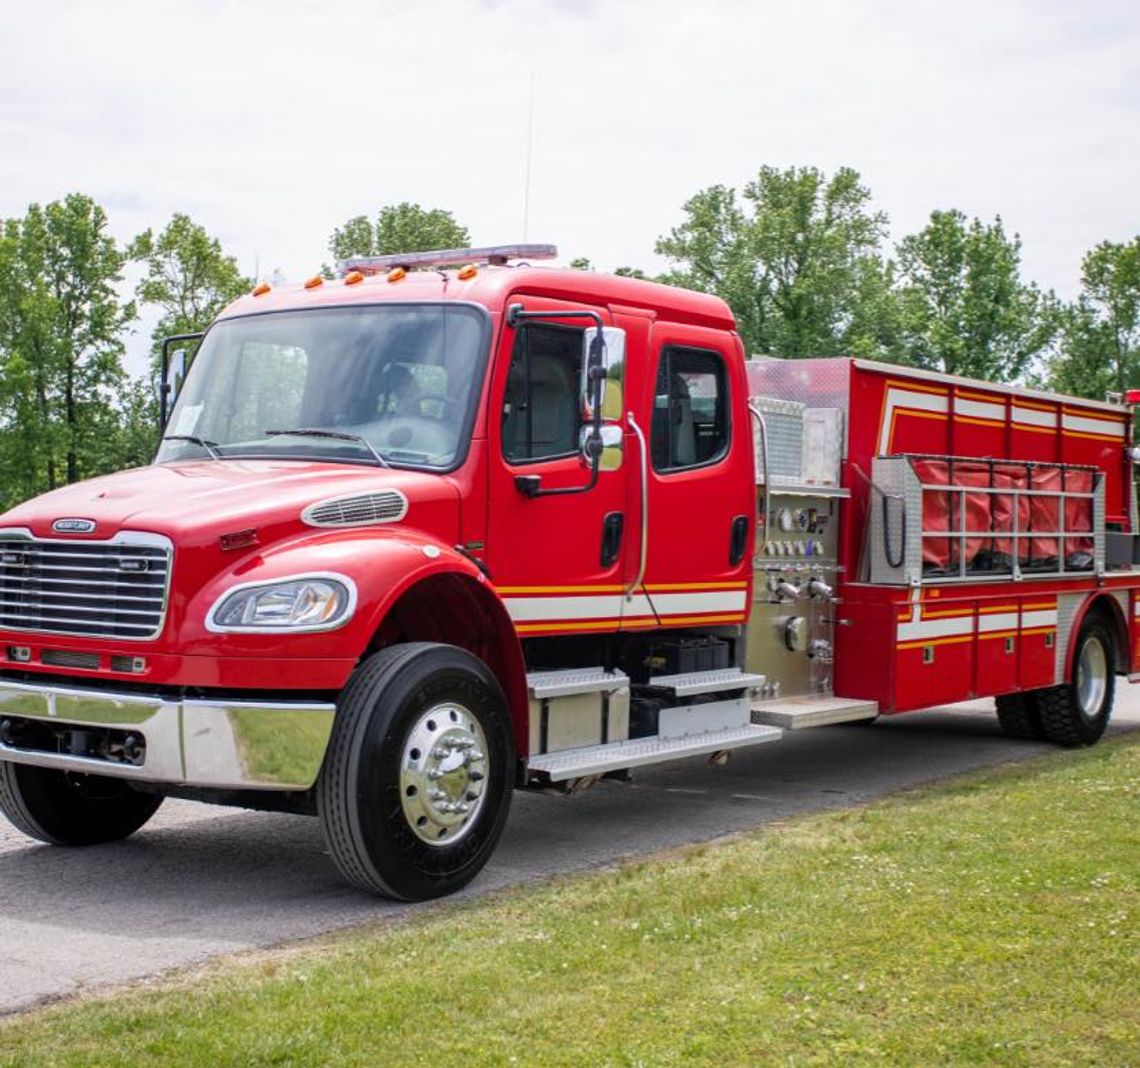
[156,303,489,471]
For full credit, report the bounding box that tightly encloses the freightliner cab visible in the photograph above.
[1,244,1137,900]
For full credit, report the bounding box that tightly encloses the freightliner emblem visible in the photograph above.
[52,518,96,534]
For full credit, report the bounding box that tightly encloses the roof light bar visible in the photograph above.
[338,243,557,276]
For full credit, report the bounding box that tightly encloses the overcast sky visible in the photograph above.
[2,0,1138,374]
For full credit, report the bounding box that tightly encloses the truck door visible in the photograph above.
[484,298,632,638]
[627,323,754,629]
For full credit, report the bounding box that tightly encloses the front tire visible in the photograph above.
[0,763,163,845]
[1036,617,1115,748]
[317,643,514,901]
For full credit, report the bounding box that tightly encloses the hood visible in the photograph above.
[0,460,461,547]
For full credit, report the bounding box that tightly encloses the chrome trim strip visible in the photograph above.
[0,679,335,790]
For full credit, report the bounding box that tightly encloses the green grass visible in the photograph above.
[226,707,332,786]
[3,738,1139,1067]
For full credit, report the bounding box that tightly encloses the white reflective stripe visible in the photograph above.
[956,398,1004,421]
[978,612,1018,633]
[505,595,625,622]
[878,388,949,454]
[504,590,743,624]
[1062,413,1125,438]
[1012,405,1056,428]
[1133,599,1140,618]
[651,591,748,616]
[898,615,974,642]
[1021,609,1058,629]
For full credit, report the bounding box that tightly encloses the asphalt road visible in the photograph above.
[2,693,1137,1015]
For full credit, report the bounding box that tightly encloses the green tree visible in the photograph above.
[327,203,470,265]
[0,195,135,505]
[1046,238,1140,398]
[655,166,892,357]
[130,214,250,356]
[894,210,1057,381]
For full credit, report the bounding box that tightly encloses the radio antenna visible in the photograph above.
[522,72,535,241]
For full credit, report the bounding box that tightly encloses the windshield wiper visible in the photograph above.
[163,434,223,460]
[264,428,390,468]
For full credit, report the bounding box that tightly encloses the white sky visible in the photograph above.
[2,0,1138,376]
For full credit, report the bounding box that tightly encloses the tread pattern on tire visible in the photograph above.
[995,693,1042,741]
[317,643,428,898]
[1036,619,1114,749]
[0,760,56,843]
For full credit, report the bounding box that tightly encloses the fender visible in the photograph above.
[1059,591,1130,681]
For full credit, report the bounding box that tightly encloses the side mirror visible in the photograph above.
[580,424,623,472]
[580,327,626,422]
[159,331,204,430]
[166,349,187,407]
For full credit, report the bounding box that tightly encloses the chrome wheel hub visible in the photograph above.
[1076,636,1108,718]
[399,703,489,846]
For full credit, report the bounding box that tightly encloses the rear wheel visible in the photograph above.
[995,692,1045,740]
[318,643,514,900]
[1036,618,1115,748]
[0,763,163,845]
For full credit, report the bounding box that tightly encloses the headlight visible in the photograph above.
[207,575,356,632]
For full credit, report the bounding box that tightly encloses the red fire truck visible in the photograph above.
[1,244,1136,900]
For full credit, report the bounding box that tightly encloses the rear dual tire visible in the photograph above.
[995,617,1114,748]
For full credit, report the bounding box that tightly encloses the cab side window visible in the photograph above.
[651,346,729,472]
[502,324,583,463]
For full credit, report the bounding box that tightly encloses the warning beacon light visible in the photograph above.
[338,244,558,277]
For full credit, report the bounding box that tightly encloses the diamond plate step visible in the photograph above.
[750,695,878,730]
[526,723,783,782]
[647,668,766,697]
[527,668,629,699]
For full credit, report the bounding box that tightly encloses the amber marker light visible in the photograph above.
[304,275,324,289]
[344,270,364,285]
[387,267,407,283]
[457,264,478,280]
[252,282,271,296]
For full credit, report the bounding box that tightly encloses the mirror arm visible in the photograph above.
[159,331,205,429]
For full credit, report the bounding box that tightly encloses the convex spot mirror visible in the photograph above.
[579,424,623,471]
[580,327,626,422]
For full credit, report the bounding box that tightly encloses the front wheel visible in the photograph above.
[0,763,163,845]
[1036,617,1115,748]
[317,643,514,900]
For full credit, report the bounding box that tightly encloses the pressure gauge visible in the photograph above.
[794,509,810,531]
[777,508,795,533]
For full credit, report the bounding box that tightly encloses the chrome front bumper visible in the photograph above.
[0,679,336,790]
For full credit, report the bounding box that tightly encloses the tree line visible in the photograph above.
[1,172,1137,511]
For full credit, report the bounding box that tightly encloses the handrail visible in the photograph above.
[748,402,771,555]
[625,412,649,599]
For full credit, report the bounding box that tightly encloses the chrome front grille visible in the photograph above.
[0,532,172,641]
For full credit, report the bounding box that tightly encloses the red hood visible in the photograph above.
[0,460,461,544]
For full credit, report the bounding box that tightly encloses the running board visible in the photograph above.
[750,695,878,730]
[526,724,783,782]
[647,668,767,697]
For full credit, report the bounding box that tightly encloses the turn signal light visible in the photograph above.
[304,275,324,290]
[387,267,407,283]
[457,264,478,280]
[344,270,364,285]
[252,282,271,296]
